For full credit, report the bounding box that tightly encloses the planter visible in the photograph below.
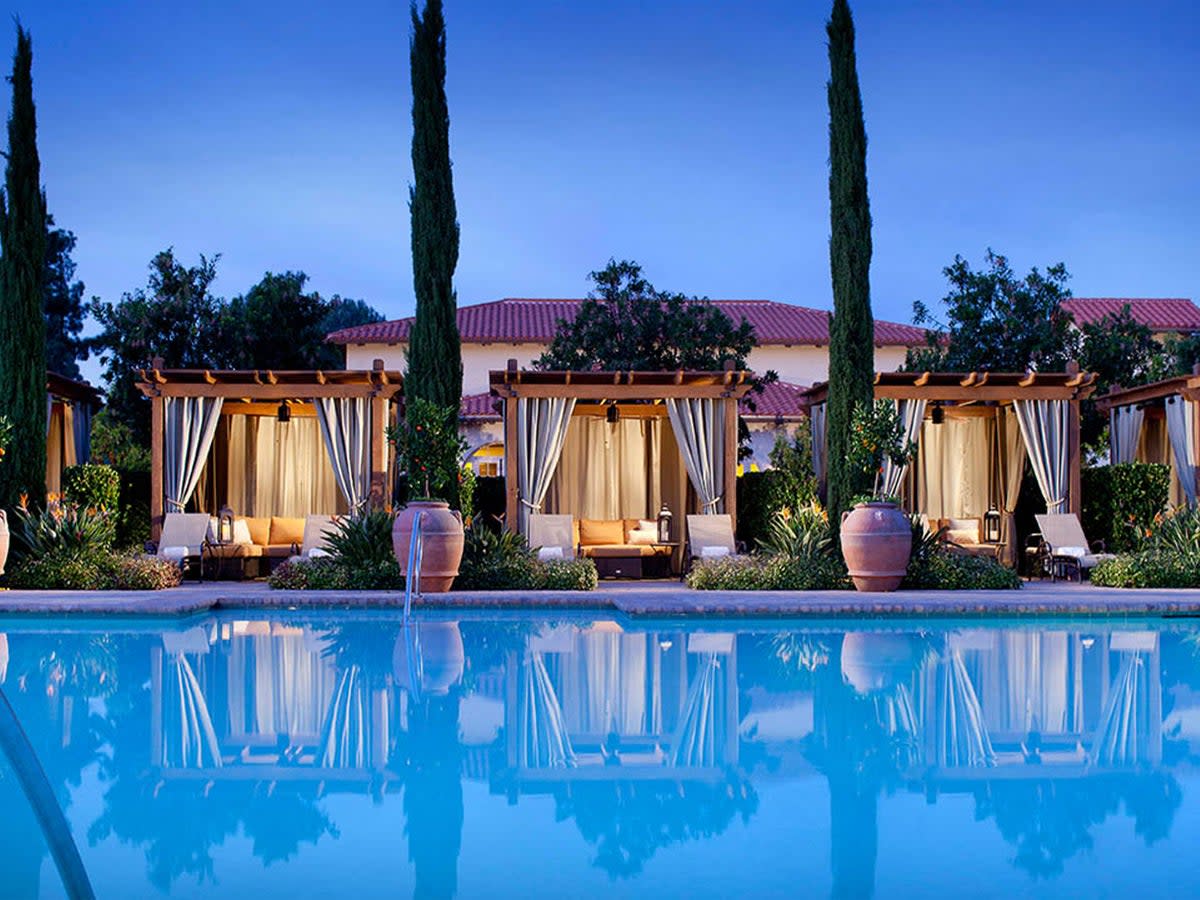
[840,501,911,592]
[0,509,8,577]
[841,632,917,694]
[392,501,464,593]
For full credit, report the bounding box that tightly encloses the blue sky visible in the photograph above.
[13,0,1200,379]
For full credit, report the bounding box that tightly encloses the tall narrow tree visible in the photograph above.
[0,26,47,509]
[407,0,462,412]
[825,0,875,526]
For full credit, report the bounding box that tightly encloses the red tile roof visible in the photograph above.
[458,379,809,422]
[329,297,927,347]
[1062,298,1200,332]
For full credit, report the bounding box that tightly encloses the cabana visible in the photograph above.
[136,359,402,542]
[488,361,754,570]
[803,366,1098,566]
[45,372,103,495]
[1096,366,1200,507]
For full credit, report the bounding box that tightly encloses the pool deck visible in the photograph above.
[2,579,1200,617]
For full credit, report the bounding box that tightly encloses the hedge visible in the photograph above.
[1081,463,1170,553]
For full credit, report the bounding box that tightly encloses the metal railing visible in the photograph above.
[403,511,424,621]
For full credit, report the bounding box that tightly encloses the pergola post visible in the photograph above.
[150,392,164,543]
[370,359,388,506]
[723,392,738,529]
[504,401,519,532]
[1067,397,1082,515]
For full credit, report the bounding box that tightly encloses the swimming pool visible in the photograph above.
[0,610,1196,898]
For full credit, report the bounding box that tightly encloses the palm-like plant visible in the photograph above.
[326,508,396,568]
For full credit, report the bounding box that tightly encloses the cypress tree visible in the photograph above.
[407,0,462,412]
[825,0,875,527]
[0,26,47,509]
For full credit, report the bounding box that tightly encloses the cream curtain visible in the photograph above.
[218,417,342,517]
[46,403,65,496]
[881,399,926,499]
[1014,399,1069,514]
[666,398,726,514]
[918,418,990,519]
[1109,404,1144,466]
[999,409,1027,567]
[313,396,370,513]
[515,397,576,534]
[1165,395,1198,506]
[810,402,828,494]
[547,417,662,521]
[164,396,224,513]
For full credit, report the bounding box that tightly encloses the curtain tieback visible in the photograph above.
[165,498,186,512]
[701,496,722,511]
[519,498,542,511]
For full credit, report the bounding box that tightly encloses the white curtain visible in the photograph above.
[1165,395,1198,506]
[547,417,663,520]
[1109,404,1145,466]
[314,396,371,513]
[515,397,576,534]
[164,396,224,512]
[667,398,726,514]
[881,399,926,499]
[810,402,827,493]
[1014,399,1070,514]
[919,418,990,519]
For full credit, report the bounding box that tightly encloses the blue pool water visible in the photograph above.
[0,610,1197,898]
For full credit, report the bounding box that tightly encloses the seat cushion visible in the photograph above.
[208,543,263,559]
[585,544,667,558]
[269,516,306,547]
[242,516,271,547]
[263,544,296,558]
[579,519,623,546]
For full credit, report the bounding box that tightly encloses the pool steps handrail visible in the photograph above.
[403,510,424,621]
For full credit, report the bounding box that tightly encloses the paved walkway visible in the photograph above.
[2,578,1200,617]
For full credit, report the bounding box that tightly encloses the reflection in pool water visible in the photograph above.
[0,614,1197,897]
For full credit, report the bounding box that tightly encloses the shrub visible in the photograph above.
[269,557,352,591]
[736,431,819,549]
[906,552,1022,591]
[344,558,405,590]
[6,550,181,590]
[12,496,115,560]
[1091,552,1200,589]
[455,518,538,590]
[387,398,468,505]
[89,409,151,472]
[537,557,598,591]
[1082,463,1170,552]
[687,554,849,591]
[62,463,122,513]
[109,554,183,590]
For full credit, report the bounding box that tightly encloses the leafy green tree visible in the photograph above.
[43,213,87,378]
[0,25,47,509]
[537,260,760,372]
[407,0,463,412]
[220,271,331,370]
[319,296,384,367]
[1150,332,1200,381]
[825,0,876,526]
[89,249,226,444]
[1078,304,1159,450]
[907,250,1077,373]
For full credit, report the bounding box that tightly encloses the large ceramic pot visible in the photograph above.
[392,501,464,593]
[840,501,911,592]
[0,509,8,578]
[841,632,917,694]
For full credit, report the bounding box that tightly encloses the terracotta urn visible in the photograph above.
[393,622,465,696]
[840,501,912,592]
[841,632,917,694]
[392,500,464,593]
[0,509,8,577]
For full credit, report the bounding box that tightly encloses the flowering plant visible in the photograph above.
[386,398,468,504]
[13,493,115,560]
[846,400,918,503]
[0,414,12,464]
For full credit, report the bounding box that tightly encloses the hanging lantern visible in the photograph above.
[984,505,1002,544]
[277,401,291,423]
[657,503,673,543]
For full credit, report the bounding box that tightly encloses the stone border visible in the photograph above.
[3,580,1200,617]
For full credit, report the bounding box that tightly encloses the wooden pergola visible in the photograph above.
[488,361,755,531]
[136,358,403,540]
[802,365,1099,514]
[1096,365,1200,502]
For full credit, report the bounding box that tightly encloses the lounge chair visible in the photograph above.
[527,514,576,561]
[288,514,342,564]
[685,514,743,572]
[1032,513,1117,582]
[149,513,211,582]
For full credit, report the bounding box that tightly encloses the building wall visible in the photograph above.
[345,341,912,394]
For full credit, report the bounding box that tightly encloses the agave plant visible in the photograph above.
[758,503,835,560]
[12,494,115,561]
[1142,505,1200,557]
[325,507,397,569]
